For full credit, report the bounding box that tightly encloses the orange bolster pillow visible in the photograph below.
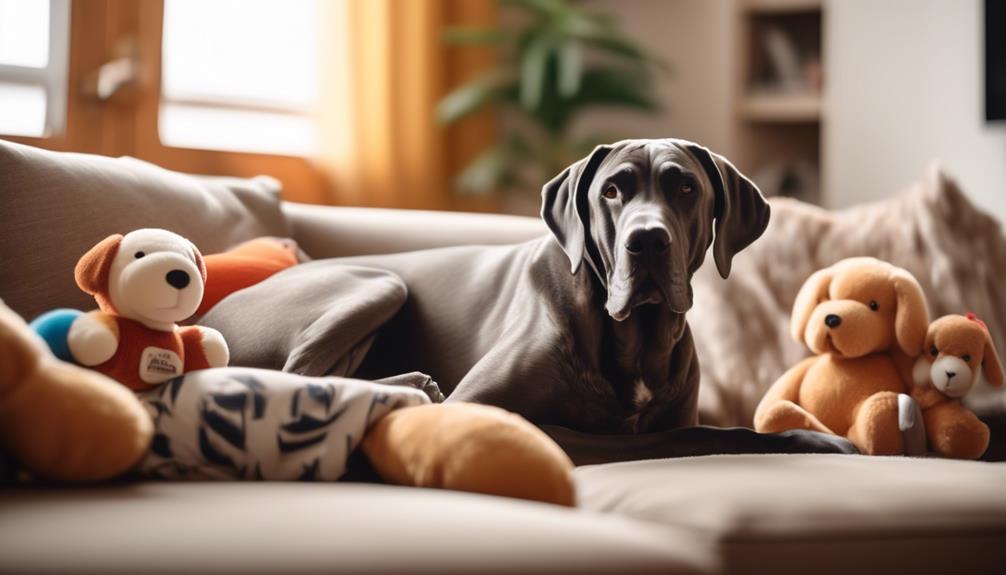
[198,237,300,316]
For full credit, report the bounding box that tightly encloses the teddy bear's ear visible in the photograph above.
[982,331,1004,388]
[891,268,929,356]
[791,267,833,343]
[75,234,123,297]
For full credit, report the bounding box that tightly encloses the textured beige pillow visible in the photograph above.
[0,139,290,320]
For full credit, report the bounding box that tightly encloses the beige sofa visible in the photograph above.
[1,140,1005,574]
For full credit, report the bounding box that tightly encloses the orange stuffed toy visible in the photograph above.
[755,257,930,455]
[67,229,229,391]
[909,314,1004,459]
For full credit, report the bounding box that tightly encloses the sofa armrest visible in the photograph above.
[282,203,547,259]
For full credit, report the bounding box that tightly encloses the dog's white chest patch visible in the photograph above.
[633,378,653,407]
[139,346,184,384]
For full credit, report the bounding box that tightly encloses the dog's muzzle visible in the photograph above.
[624,226,671,259]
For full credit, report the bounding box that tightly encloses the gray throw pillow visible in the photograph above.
[0,139,290,320]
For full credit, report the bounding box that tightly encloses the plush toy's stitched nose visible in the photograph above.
[824,314,842,328]
[166,269,190,289]
[946,370,956,379]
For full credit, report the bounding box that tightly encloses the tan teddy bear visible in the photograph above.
[910,314,1004,459]
[755,257,929,455]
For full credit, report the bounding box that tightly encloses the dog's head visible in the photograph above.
[791,257,929,358]
[542,139,770,321]
[913,314,1005,398]
[75,229,207,326]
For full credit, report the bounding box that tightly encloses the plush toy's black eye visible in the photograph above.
[868,300,879,311]
[602,185,619,200]
[134,251,145,259]
[930,346,939,357]
[962,354,972,363]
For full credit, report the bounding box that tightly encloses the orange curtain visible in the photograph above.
[318,0,498,210]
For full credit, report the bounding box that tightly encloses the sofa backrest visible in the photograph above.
[0,140,290,320]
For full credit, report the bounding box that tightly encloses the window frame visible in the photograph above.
[0,0,70,137]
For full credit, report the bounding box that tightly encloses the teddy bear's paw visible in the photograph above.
[198,327,229,367]
[932,415,990,460]
[67,314,118,366]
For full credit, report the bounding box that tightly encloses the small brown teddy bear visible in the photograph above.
[755,257,929,455]
[910,314,1004,459]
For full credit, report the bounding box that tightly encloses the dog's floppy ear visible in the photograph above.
[791,266,833,343]
[685,142,770,278]
[981,331,1004,388]
[891,268,930,356]
[75,234,123,297]
[541,144,613,275]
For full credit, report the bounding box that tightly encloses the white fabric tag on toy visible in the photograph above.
[139,346,184,384]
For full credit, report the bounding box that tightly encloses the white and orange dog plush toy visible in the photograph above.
[67,229,229,391]
[910,313,1004,459]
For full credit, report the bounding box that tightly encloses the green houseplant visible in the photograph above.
[438,0,666,196]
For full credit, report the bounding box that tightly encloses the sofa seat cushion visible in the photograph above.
[0,482,714,575]
[575,454,1006,574]
[0,140,290,320]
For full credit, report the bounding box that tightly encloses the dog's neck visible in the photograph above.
[608,304,686,379]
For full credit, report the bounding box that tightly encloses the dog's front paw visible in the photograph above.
[418,376,445,403]
[778,429,860,455]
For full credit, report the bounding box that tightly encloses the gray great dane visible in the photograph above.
[350,139,856,464]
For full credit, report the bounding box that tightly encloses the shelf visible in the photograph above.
[739,92,822,123]
[743,0,822,14]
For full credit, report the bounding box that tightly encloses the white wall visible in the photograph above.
[576,0,735,157]
[825,0,1006,222]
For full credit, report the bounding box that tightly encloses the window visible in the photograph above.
[159,0,320,156]
[0,0,70,137]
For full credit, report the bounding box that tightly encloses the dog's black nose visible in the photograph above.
[946,371,956,379]
[166,270,190,289]
[625,228,670,257]
[824,314,842,328]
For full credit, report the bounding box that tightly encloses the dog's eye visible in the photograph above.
[868,300,879,311]
[930,346,939,357]
[962,354,972,363]
[679,182,693,194]
[134,251,145,259]
[602,185,619,200]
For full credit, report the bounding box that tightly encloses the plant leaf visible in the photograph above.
[456,146,510,195]
[520,33,553,110]
[437,72,513,125]
[557,40,583,98]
